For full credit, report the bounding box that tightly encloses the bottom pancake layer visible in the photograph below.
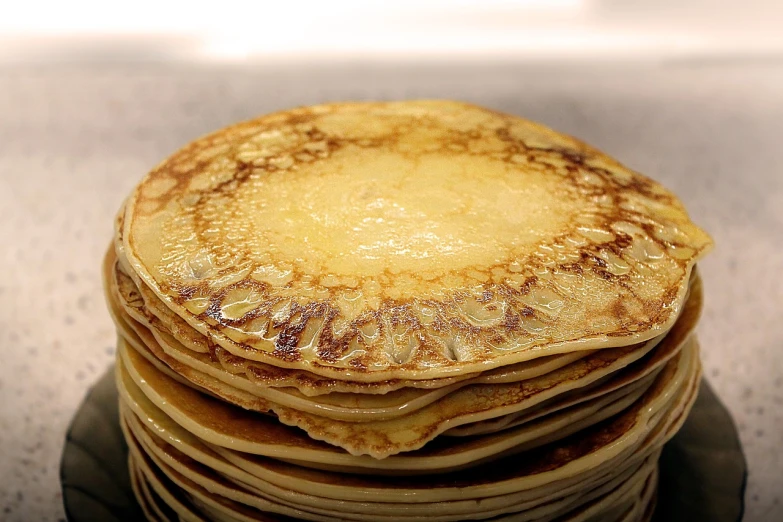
[117,335,700,521]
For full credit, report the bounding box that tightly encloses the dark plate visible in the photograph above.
[61,369,746,522]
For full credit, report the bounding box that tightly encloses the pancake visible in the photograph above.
[447,274,702,437]
[123,403,654,521]
[118,343,697,522]
[119,354,650,481]
[128,416,657,522]
[120,101,711,382]
[118,314,698,516]
[114,269,698,458]
[441,370,656,439]
[195,343,700,505]
[110,248,593,420]
[104,101,713,521]
[129,455,163,522]
[117,335,697,494]
[110,244,592,398]
[131,454,181,522]
[122,402,654,520]
[128,451,208,522]
[116,326,659,458]
[108,245,700,427]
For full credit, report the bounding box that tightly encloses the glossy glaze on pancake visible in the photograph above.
[121,100,712,381]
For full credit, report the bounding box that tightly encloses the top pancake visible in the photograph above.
[122,100,712,380]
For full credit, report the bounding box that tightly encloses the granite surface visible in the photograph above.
[0,60,781,521]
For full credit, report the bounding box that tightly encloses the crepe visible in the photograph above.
[103,100,713,521]
[119,337,698,520]
[117,335,698,496]
[109,248,592,417]
[119,100,711,381]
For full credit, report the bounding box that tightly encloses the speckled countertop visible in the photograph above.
[0,60,781,521]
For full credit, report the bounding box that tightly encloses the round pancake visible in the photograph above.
[116,338,696,503]
[439,370,656,439]
[114,275,699,459]
[120,360,650,491]
[128,451,208,522]
[121,405,620,519]
[129,455,166,522]
[125,372,696,516]
[121,100,712,381]
[131,455,180,522]
[117,327,663,458]
[114,255,658,428]
[209,342,699,504]
[446,273,701,437]
[125,409,658,522]
[555,463,657,522]
[121,386,672,519]
[109,249,596,422]
[120,333,699,521]
[109,245,595,399]
[111,267,701,450]
[116,317,653,452]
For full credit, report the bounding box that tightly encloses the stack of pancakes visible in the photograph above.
[103,101,712,522]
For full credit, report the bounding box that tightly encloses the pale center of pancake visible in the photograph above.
[229,149,571,278]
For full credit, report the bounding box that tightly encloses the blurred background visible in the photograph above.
[2,0,783,62]
[1,1,782,521]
